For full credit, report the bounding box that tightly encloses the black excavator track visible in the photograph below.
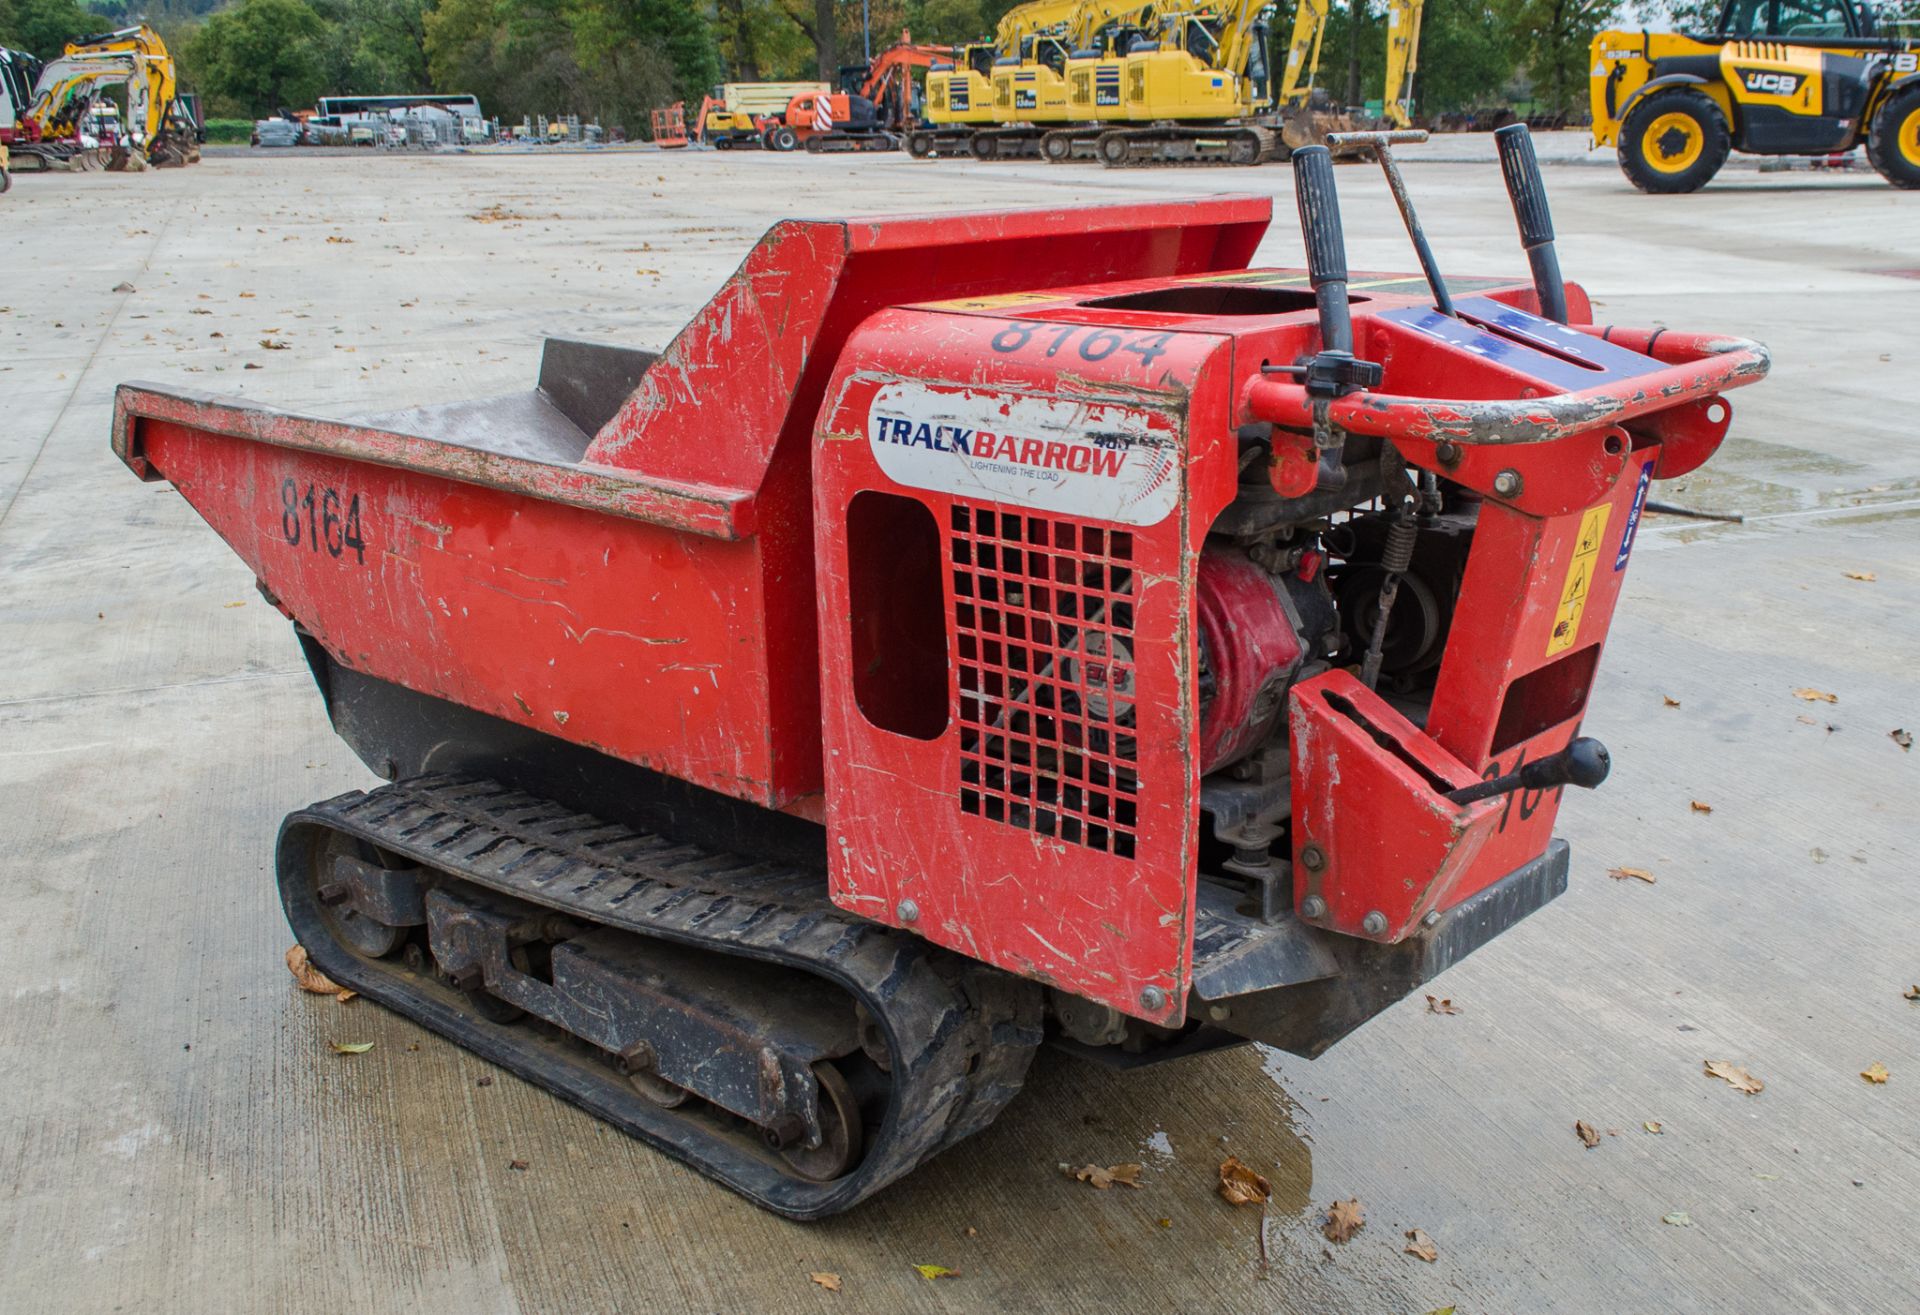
[1095,124,1281,168]
[279,774,1044,1219]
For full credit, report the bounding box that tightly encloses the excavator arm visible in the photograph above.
[24,25,193,167]
[1214,0,1275,83]
[1279,0,1329,105]
[1063,0,1158,50]
[994,0,1090,51]
[1383,0,1424,127]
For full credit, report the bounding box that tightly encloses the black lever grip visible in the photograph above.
[1494,124,1569,324]
[1446,737,1610,806]
[1291,145,1353,354]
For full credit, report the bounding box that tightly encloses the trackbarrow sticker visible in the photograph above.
[866,380,1179,526]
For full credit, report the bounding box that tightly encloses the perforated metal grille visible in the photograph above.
[951,504,1139,858]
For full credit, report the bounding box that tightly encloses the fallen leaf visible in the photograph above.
[508,1158,529,1170]
[808,1272,841,1293]
[112,281,137,292]
[243,362,263,370]
[963,1226,978,1237]
[259,338,290,350]
[1322,1197,1365,1244]
[1575,1121,1601,1149]
[1892,729,1913,752]
[1644,1121,1664,1134]
[1217,1156,1271,1207]
[286,944,340,995]
[1662,1210,1693,1227]
[1067,1162,1143,1189]
[1404,1227,1438,1262]
[329,1041,373,1054]
[1427,1309,1458,1315]
[224,600,247,609]
[1753,1173,1779,1181]
[1861,1063,1889,1084]
[1662,695,1681,707]
[1689,800,1713,814]
[1904,986,1920,1001]
[334,989,356,1003]
[1704,1060,1764,1095]
[1843,571,1876,581]
[325,235,354,244]
[1425,994,1460,1015]
[911,1264,958,1281]
[1155,1217,1172,1228]
[1796,715,1818,725]
[1793,688,1838,704]
[1609,866,1657,884]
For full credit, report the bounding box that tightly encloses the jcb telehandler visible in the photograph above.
[1592,0,1920,191]
[115,132,1766,1217]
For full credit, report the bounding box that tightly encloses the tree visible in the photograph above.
[188,0,326,115]
[1496,0,1616,113]
[0,0,113,59]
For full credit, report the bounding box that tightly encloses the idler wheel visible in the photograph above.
[777,1062,863,1182]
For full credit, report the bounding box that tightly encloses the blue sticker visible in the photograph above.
[1615,461,1653,570]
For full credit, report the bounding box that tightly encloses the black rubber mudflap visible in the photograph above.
[278,775,1043,1219]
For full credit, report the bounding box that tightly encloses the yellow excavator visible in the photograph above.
[913,0,1085,156]
[969,0,1160,160]
[1086,0,1280,165]
[0,26,199,173]
[1383,0,1424,128]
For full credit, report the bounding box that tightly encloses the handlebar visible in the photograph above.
[1245,329,1770,447]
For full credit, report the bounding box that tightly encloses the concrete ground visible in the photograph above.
[1,135,1915,1315]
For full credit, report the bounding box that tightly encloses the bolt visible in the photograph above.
[1139,986,1167,1012]
[316,881,350,906]
[1492,468,1524,498]
[618,1039,656,1072]
[1207,1003,1232,1023]
[1435,441,1462,468]
[896,899,919,924]
[1421,909,1442,930]
[1300,895,1327,920]
[1299,843,1327,874]
[1361,910,1389,936]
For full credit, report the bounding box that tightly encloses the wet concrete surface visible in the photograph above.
[1,142,1916,1313]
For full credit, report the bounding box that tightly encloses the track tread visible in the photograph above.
[279,775,1042,1218]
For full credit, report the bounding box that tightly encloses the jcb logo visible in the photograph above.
[1739,69,1804,95]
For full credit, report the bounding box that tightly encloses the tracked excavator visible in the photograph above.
[1089,0,1281,165]
[0,26,199,172]
[116,131,1767,1217]
[967,0,1160,160]
[914,0,1085,156]
[767,37,956,152]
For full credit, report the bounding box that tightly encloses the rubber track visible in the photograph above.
[278,775,1043,1219]
[1097,126,1283,169]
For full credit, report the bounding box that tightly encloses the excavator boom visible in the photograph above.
[1384,0,1425,128]
[1280,0,1329,106]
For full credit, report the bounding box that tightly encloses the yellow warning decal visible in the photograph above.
[917,291,1066,311]
[1547,503,1611,656]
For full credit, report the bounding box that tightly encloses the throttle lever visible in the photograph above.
[1494,124,1569,324]
[1445,737,1611,806]
[1284,145,1385,493]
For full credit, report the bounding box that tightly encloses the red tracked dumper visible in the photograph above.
[114,129,1766,1217]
